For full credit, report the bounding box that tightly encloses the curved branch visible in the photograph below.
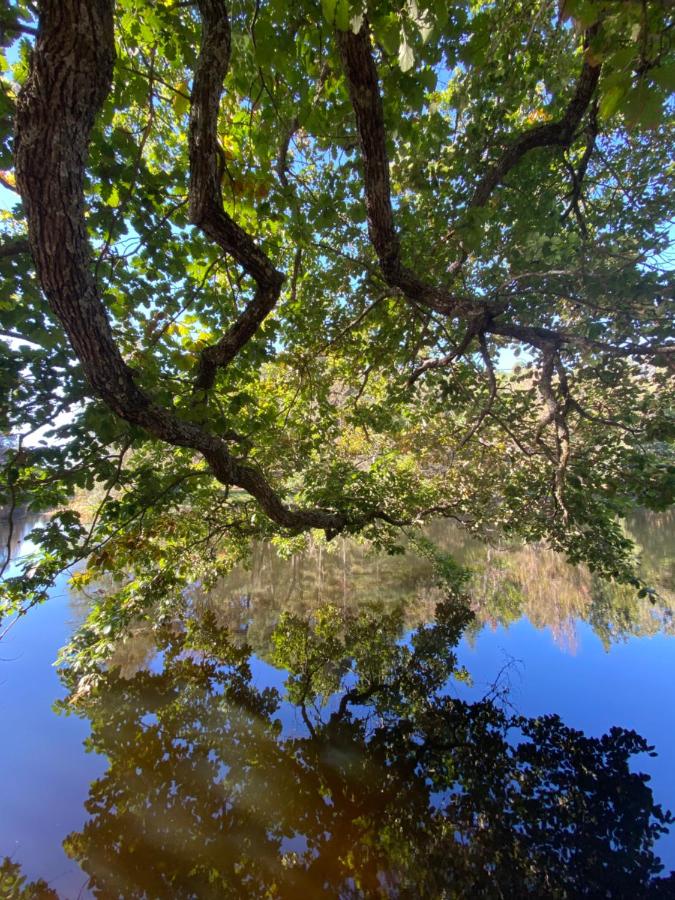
[12,0,388,538]
[469,54,601,211]
[335,26,477,318]
[189,0,284,394]
[491,321,674,365]
[334,23,663,385]
[337,22,601,316]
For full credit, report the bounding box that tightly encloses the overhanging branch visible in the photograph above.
[12,0,393,537]
[189,0,284,394]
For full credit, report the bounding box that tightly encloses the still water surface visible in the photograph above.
[0,512,674,897]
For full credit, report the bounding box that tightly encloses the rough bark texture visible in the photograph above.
[14,0,367,535]
[335,27,479,318]
[336,24,604,350]
[189,0,283,393]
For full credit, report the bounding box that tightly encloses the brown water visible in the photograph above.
[1,511,674,898]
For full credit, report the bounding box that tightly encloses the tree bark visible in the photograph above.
[13,0,364,535]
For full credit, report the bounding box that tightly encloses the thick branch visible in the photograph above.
[491,321,674,364]
[189,0,283,393]
[469,56,601,211]
[335,26,476,318]
[335,23,657,385]
[12,0,374,537]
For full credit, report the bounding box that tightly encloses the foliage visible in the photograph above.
[48,595,675,898]
[0,0,673,636]
[0,858,58,900]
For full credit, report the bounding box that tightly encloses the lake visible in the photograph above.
[1,511,674,897]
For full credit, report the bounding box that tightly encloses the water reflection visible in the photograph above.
[195,510,675,658]
[54,597,673,898]
[2,512,674,896]
[0,511,33,574]
[0,858,58,899]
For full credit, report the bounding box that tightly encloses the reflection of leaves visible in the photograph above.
[0,858,58,899]
[53,596,674,898]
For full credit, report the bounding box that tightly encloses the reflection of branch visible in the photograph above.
[300,701,317,740]
[335,682,382,721]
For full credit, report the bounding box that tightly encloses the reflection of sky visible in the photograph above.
[2,572,675,893]
[456,619,675,869]
[0,569,105,897]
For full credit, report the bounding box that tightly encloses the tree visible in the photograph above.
[0,0,673,630]
[53,597,674,897]
[0,858,58,900]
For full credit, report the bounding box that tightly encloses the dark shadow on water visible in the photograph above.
[8,593,670,899]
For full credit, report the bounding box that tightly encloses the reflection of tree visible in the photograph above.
[0,513,35,575]
[469,541,675,651]
[192,512,674,659]
[629,508,675,595]
[70,512,673,666]
[58,598,674,899]
[0,857,58,899]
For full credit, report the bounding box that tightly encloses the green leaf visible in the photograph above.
[599,83,628,120]
[398,34,415,73]
[321,0,336,25]
[651,62,675,93]
[334,0,350,32]
[372,14,400,56]
[623,80,664,129]
[562,0,600,28]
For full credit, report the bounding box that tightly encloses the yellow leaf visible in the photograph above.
[173,83,190,118]
[0,169,17,190]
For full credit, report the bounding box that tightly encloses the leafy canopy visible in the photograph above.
[0,0,673,634]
